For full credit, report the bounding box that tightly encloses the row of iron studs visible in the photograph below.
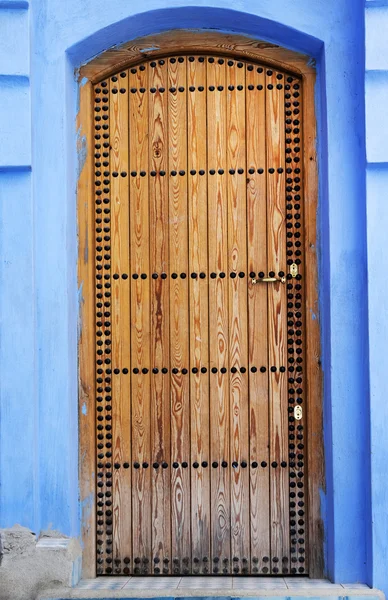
[94,80,113,575]
[101,58,290,97]
[111,271,288,279]
[284,74,306,574]
[110,366,286,374]
[107,555,289,576]
[105,168,284,175]
[101,460,288,470]
[108,84,286,93]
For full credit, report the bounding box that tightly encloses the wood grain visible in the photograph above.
[110,70,132,565]
[148,60,171,570]
[187,56,211,573]
[266,68,289,570]
[286,75,308,574]
[78,79,96,579]
[226,62,250,569]
[129,65,152,567]
[95,79,111,570]
[168,56,191,568]
[80,31,316,83]
[303,72,324,578]
[79,44,322,578]
[246,63,270,573]
[207,58,231,572]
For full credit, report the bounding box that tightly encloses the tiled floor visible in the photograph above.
[76,577,371,591]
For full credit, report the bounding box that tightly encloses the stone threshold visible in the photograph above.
[38,577,384,600]
[39,593,384,600]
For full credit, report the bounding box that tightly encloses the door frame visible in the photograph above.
[77,30,323,579]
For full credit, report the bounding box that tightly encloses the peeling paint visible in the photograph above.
[76,128,87,180]
[140,46,160,52]
[77,282,84,339]
[81,402,87,416]
[78,281,84,306]
[80,493,94,527]
[310,308,317,320]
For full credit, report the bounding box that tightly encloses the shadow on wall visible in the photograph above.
[66,6,324,68]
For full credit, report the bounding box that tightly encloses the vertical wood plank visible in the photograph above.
[110,71,132,567]
[94,79,111,573]
[207,57,231,572]
[266,68,289,571]
[187,55,211,574]
[148,60,171,571]
[303,72,324,578]
[78,79,96,579]
[285,75,308,575]
[168,56,191,570]
[246,64,271,574]
[129,64,152,570]
[226,61,250,571]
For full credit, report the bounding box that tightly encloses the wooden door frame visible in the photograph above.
[77,30,323,579]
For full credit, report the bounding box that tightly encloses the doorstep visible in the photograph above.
[38,577,384,600]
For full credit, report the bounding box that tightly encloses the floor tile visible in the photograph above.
[124,577,181,589]
[235,577,286,583]
[285,578,335,588]
[234,581,287,584]
[179,577,232,587]
[234,584,288,589]
[286,583,338,588]
[342,583,370,589]
[77,577,128,590]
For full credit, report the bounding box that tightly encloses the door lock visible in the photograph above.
[252,275,286,284]
[294,405,303,420]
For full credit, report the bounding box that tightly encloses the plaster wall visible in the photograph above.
[0,0,376,591]
[365,1,388,594]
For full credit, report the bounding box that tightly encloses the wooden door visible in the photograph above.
[93,54,307,576]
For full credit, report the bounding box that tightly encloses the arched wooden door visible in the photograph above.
[92,52,308,576]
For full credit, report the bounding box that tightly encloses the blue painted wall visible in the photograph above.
[365,1,388,594]
[1,0,385,593]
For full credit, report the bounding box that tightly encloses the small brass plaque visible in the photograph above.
[290,263,298,278]
[294,405,303,420]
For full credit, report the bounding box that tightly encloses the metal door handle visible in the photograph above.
[252,276,286,284]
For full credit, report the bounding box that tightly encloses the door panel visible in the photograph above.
[168,55,191,573]
[226,61,250,572]
[110,71,132,564]
[128,65,152,569]
[148,58,171,571]
[187,55,211,575]
[207,58,231,573]
[266,68,289,569]
[246,64,270,575]
[92,55,307,576]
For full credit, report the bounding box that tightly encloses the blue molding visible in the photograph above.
[0,164,31,172]
[366,0,388,6]
[0,74,29,85]
[0,1,28,8]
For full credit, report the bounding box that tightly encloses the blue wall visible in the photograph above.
[0,0,383,591]
[365,1,388,593]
